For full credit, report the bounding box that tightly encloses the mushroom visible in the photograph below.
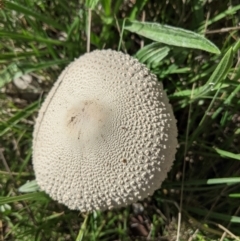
[32,49,178,212]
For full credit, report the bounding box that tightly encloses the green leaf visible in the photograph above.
[18,180,40,193]
[135,42,170,66]
[124,20,220,54]
[214,148,240,161]
[0,63,23,88]
[0,204,11,212]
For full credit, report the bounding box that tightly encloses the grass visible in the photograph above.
[0,0,240,240]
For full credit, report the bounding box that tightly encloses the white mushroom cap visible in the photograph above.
[32,49,178,212]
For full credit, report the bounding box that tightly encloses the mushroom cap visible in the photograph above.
[32,49,178,212]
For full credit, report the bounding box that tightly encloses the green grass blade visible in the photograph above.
[229,194,240,198]
[0,49,48,61]
[206,178,240,185]
[233,40,240,53]
[198,4,240,33]
[0,59,68,88]
[129,0,149,20]
[19,59,69,73]
[213,148,240,161]
[195,47,233,98]
[99,0,111,15]
[186,207,240,223]
[67,16,80,39]
[206,47,233,83]
[0,192,49,205]
[0,101,38,137]
[168,177,240,186]
[85,0,99,9]
[124,20,220,54]
[76,214,89,241]
[212,83,240,119]
[5,1,66,31]
[0,31,64,45]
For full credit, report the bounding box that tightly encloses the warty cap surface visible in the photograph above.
[32,49,178,212]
